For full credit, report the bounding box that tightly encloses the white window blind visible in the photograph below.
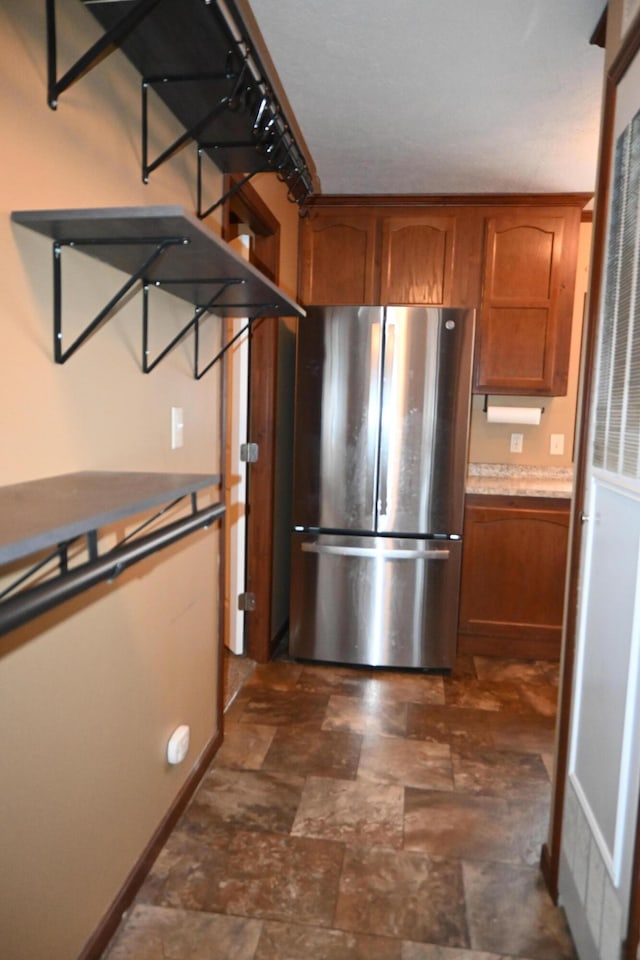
[593,109,640,478]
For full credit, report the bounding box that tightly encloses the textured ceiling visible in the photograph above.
[246,0,606,196]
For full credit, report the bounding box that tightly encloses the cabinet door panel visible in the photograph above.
[475,209,580,396]
[380,214,455,304]
[299,213,377,304]
[488,223,556,298]
[479,306,550,388]
[458,496,570,659]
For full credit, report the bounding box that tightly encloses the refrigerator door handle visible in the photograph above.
[301,543,450,561]
[378,321,395,518]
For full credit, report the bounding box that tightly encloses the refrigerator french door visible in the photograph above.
[290,306,475,669]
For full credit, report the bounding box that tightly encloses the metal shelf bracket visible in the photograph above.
[141,61,253,183]
[45,0,163,109]
[195,316,251,381]
[197,158,262,221]
[192,309,279,381]
[141,278,245,373]
[52,235,189,363]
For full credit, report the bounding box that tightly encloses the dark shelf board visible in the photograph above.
[0,470,221,565]
[80,0,308,181]
[11,205,305,318]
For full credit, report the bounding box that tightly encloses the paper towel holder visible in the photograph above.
[482,395,545,418]
[482,395,546,413]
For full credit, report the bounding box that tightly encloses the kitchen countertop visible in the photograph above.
[466,463,573,499]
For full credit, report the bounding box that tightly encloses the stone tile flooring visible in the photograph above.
[103,653,576,960]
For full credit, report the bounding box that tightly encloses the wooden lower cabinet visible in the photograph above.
[458,494,570,660]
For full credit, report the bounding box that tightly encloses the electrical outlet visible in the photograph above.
[171,407,184,449]
[510,432,523,453]
[550,433,565,456]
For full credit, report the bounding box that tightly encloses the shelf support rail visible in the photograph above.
[142,278,245,373]
[46,0,163,109]
[53,235,189,363]
[0,496,225,638]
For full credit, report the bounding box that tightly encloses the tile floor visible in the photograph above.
[103,652,576,960]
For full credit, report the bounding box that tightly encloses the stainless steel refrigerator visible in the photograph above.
[289,305,475,669]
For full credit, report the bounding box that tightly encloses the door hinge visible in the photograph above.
[240,442,259,463]
[238,591,256,612]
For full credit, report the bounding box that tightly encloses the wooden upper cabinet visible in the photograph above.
[298,211,377,305]
[298,204,482,307]
[298,200,584,394]
[380,213,456,304]
[474,207,581,396]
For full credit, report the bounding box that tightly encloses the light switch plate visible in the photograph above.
[171,407,184,449]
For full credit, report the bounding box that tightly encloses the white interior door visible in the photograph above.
[569,477,640,887]
[560,55,640,960]
[224,235,250,655]
[224,318,249,654]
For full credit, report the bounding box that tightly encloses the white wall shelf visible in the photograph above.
[11,205,305,376]
[0,470,224,636]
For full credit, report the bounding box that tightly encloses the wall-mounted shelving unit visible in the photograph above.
[11,205,305,377]
[46,0,315,210]
[0,471,224,637]
[8,3,312,639]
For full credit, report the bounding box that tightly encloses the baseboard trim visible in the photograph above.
[77,728,223,960]
[458,633,560,661]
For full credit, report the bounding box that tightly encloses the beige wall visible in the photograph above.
[0,3,296,958]
[468,219,592,467]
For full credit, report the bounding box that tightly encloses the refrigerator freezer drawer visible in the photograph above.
[290,534,462,669]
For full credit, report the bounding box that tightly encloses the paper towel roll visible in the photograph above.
[486,405,542,425]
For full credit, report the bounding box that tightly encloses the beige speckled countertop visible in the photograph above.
[466,463,573,499]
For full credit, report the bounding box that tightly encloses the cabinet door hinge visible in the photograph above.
[240,442,259,463]
[238,591,256,612]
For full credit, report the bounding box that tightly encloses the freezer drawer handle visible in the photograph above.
[301,543,450,560]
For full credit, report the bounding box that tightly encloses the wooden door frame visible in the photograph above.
[222,174,282,664]
[541,18,640,960]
